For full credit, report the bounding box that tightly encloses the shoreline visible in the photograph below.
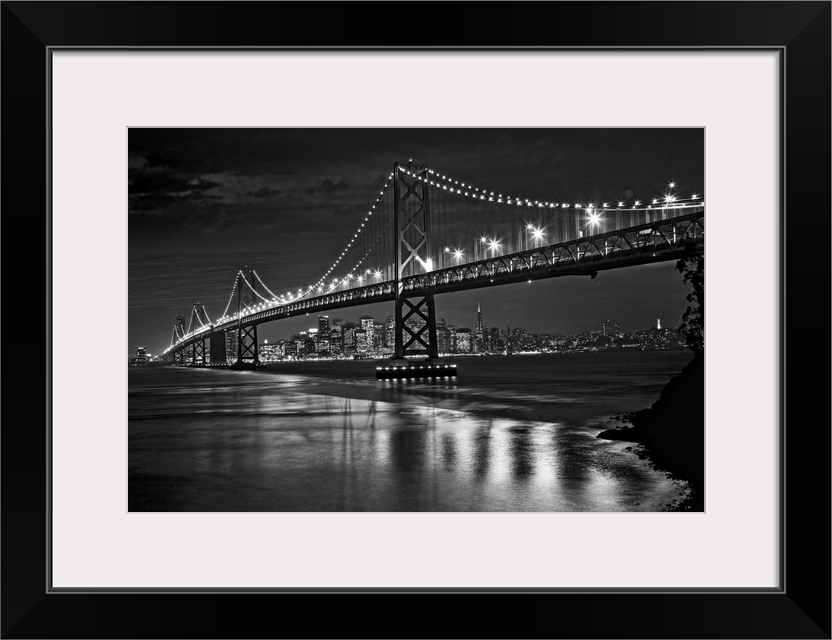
[596,351,704,511]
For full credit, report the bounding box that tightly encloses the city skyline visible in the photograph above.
[129,128,703,355]
[134,302,686,363]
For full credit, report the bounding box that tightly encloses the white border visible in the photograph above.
[51,51,779,588]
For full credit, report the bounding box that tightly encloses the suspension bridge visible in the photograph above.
[161,161,704,377]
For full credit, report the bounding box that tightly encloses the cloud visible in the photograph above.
[306,178,349,195]
[248,187,282,199]
[128,153,149,171]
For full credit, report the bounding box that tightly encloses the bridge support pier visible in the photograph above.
[209,328,227,366]
[191,337,206,366]
[378,161,455,380]
[230,268,264,370]
[231,325,261,369]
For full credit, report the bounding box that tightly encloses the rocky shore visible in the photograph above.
[596,351,704,511]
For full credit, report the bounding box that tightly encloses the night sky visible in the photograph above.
[128,128,703,356]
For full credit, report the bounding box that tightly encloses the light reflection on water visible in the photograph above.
[129,354,691,512]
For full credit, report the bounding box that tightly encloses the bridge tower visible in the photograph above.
[170,324,186,365]
[231,267,261,369]
[190,304,207,366]
[391,161,440,364]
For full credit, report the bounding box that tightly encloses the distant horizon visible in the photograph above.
[136,312,682,357]
[260,313,677,344]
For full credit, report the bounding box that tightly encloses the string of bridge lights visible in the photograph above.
[215,270,278,325]
[210,174,398,325]
[169,162,705,349]
[253,271,280,300]
[229,165,702,324]
[346,219,393,285]
[297,172,395,299]
[192,308,210,331]
[399,165,701,211]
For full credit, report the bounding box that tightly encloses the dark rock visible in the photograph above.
[598,351,704,510]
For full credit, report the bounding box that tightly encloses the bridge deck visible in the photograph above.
[166,209,703,354]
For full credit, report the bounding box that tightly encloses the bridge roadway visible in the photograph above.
[167,208,703,354]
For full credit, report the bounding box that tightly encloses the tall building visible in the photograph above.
[304,332,316,356]
[318,315,330,335]
[456,328,472,354]
[330,328,343,356]
[283,341,298,359]
[354,328,370,357]
[475,301,483,352]
[225,329,237,363]
[486,326,502,353]
[437,317,450,354]
[373,322,385,356]
[317,318,330,355]
[657,318,662,330]
[259,339,280,362]
[359,316,374,356]
[343,323,356,356]
[385,315,395,349]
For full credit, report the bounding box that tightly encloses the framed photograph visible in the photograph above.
[3,2,829,638]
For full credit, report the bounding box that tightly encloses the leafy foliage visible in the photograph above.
[676,248,704,353]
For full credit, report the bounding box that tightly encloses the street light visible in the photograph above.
[528,225,544,245]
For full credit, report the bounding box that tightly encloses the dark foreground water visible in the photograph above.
[129,351,695,512]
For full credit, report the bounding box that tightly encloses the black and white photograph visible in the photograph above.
[128,128,704,513]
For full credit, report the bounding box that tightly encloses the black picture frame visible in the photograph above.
[2,2,829,638]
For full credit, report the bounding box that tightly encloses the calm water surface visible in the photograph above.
[129,351,694,511]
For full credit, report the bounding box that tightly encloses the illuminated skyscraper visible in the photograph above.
[385,315,395,349]
[475,301,483,353]
[317,316,330,354]
[225,329,237,363]
[456,328,472,354]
